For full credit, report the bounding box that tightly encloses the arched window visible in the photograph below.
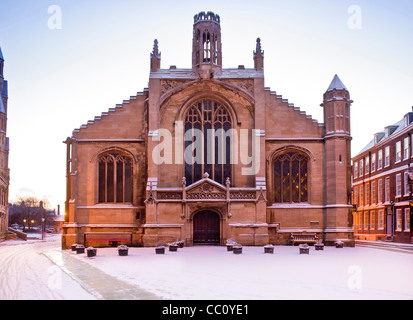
[273,152,308,203]
[203,32,211,63]
[184,99,232,186]
[98,153,132,203]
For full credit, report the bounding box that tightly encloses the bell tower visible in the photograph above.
[192,11,222,78]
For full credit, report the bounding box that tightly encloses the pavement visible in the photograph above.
[43,247,160,300]
[355,240,413,254]
[0,234,159,300]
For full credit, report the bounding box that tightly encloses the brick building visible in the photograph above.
[0,47,10,242]
[62,12,354,249]
[352,110,413,243]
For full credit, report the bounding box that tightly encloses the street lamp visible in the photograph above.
[23,219,26,233]
[42,217,45,240]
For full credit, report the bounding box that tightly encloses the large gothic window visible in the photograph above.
[98,153,132,203]
[184,99,232,186]
[273,152,308,203]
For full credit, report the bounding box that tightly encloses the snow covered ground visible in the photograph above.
[0,234,95,300]
[1,235,413,300]
[69,242,413,300]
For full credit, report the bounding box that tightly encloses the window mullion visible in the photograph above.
[280,160,284,203]
[298,160,302,203]
[105,161,108,203]
[123,161,126,203]
[114,160,117,203]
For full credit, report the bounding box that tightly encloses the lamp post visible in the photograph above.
[42,217,45,240]
[23,219,26,233]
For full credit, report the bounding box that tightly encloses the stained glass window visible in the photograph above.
[98,153,132,203]
[273,152,308,203]
[184,99,232,185]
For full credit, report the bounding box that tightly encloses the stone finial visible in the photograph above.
[203,172,209,179]
[253,38,264,71]
[150,39,161,72]
[152,39,160,56]
[255,38,263,54]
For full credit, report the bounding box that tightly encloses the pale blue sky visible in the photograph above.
[0,0,412,209]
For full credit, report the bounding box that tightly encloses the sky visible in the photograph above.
[0,0,412,211]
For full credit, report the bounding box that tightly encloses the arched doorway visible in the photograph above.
[193,210,220,245]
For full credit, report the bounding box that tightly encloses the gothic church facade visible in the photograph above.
[63,12,354,249]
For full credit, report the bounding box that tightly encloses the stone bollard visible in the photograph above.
[299,244,310,254]
[264,244,274,254]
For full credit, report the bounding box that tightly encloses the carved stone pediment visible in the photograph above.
[186,179,226,200]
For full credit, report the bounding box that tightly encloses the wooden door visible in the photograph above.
[193,211,220,244]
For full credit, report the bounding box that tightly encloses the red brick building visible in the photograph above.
[352,110,413,243]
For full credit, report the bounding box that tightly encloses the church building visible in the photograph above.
[62,12,354,249]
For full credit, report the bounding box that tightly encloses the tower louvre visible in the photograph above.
[192,11,222,77]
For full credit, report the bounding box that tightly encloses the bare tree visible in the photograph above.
[10,196,54,232]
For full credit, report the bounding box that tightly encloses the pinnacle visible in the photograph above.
[327,74,347,92]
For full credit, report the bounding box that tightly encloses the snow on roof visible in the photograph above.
[150,67,264,79]
[355,117,406,156]
[326,74,347,92]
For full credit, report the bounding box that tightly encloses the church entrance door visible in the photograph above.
[193,211,220,245]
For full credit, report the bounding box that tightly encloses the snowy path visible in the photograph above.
[0,237,95,300]
[0,236,159,300]
[43,248,160,300]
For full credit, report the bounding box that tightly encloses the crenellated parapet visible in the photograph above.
[194,11,220,24]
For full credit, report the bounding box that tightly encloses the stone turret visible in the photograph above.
[192,11,222,78]
[321,74,354,246]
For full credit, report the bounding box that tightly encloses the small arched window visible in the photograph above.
[273,152,308,203]
[98,153,132,203]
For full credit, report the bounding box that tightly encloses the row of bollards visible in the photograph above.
[70,239,345,257]
[70,241,186,257]
[71,244,126,257]
[155,241,185,254]
[226,240,243,254]
[299,240,344,254]
[71,244,98,257]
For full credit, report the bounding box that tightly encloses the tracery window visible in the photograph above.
[98,153,132,203]
[273,152,308,203]
[184,99,232,186]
